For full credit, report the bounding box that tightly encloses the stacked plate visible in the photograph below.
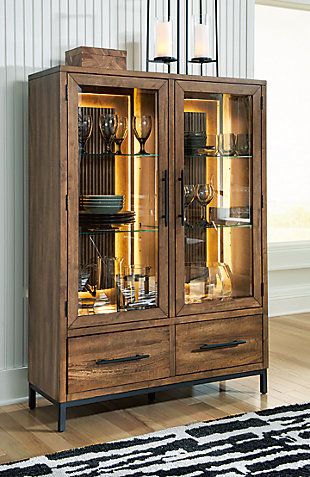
[79,211,136,228]
[80,195,124,215]
[184,132,207,155]
[184,112,206,156]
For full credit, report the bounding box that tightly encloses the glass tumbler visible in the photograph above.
[218,133,236,156]
[184,262,232,304]
[204,134,219,156]
[235,133,251,156]
[117,265,152,310]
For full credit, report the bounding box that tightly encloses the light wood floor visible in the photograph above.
[0,313,309,465]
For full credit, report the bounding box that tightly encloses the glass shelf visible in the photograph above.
[185,154,252,159]
[185,222,252,230]
[80,152,159,158]
[79,225,158,235]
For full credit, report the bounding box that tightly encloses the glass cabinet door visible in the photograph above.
[67,74,169,326]
[175,81,263,316]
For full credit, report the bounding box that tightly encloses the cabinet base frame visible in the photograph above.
[29,368,268,432]
[260,368,268,394]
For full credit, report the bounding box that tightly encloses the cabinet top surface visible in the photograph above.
[28,65,266,86]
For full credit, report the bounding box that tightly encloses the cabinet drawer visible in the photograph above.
[68,326,171,393]
[176,315,262,375]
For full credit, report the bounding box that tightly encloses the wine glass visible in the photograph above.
[133,115,152,155]
[114,116,128,155]
[196,183,215,224]
[99,113,118,154]
[184,185,196,224]
[78,112,93,153]
[184,185,196,208]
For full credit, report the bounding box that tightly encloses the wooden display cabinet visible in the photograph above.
[28,66,267,431]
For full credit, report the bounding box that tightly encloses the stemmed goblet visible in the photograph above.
[196,183,215,225]
[184,185,196,208]
[133,115,152,155]
[99,113,118,154]
[184,185,196,224]
[78,112,93,153]
[114,116,128,155]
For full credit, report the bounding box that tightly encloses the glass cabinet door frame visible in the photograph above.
[66,73,169,328]
[174,80,263,316]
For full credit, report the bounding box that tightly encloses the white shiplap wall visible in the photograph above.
[0,0,255,403]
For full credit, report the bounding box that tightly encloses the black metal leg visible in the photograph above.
[148,392,156,404]
[29,384,36,410]
[58,404,66,432]
[260,369,268,394]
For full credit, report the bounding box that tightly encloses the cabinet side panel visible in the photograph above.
[262,84,269,368]
[28,73,67,402]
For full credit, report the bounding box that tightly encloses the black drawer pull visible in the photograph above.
[192,339,247,353]
[95,354,150,365]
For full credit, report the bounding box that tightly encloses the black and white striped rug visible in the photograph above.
[1,402,310,476]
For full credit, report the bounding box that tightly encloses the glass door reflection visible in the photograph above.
[77,89,159,317]
[183,94,253,306]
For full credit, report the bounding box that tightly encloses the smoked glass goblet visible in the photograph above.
[99,113,118,154]
[184,185,196,208]
[196,183,215,224]
[133,115,152,155]
[78,112,93,153]
[114,116,128,155]
[184,185,196,225]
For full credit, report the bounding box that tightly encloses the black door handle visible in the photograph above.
[191,339,247,353]
[162,169,169,227]
[96,354,150,365]
[178,169,184,226]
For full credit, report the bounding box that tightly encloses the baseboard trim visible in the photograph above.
[268,241,310,271]
[269,284,310,317]
[268,241,310,316]
[0,368,28,406]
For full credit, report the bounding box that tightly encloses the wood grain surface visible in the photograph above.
[28,65,267,86]
[65,47,127,70]
[176,315,262,375]
[68,326,171,393]
[28,72,67,402]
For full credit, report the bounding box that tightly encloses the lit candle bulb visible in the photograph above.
[155,20,173,59]
[194,22,208,59]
